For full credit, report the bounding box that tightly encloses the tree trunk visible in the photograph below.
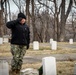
[54,0,57,41]
[0,10,4,37]
[26,0,30,26]
[31,0,37,41]
[59,0,65,41]
[59,0,73,41]
[4,0,8,35]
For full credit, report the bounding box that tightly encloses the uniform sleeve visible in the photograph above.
[26,26,30,49]
[6,18,22,29]
[27,26,30,45]
[6,20,17,29]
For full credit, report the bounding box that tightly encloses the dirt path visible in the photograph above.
[0,53,76,64]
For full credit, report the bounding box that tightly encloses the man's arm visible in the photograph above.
[27,26,30,49]
[6,18,22,29]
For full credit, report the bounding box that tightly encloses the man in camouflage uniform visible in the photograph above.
[6,12,30,75]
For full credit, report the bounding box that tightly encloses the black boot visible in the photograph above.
[38,66,43,75]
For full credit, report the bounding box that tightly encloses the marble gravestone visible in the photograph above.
[3,38,9,43]
[74,63,76,75]
[33,41,39,50]
[51,41,57,50]
[20,68,39,75]
[0,38,3,44]
[0,60,9,75]
[69,39,73,44]
[42,56,57,75]
[50,38,53,44]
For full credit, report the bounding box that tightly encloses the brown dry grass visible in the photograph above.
[0,43,76,56]
[21,61,76,75]
[0,43,76,75]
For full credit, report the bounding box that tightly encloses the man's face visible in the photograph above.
[20,18,26,24]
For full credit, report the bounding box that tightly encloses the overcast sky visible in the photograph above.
[8,0,75,14]
[9,0,18,12]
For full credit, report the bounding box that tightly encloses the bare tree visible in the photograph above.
[37,0,73,41]
[26,0,30,25]
[0,0,7,36]
[12,0,25,12]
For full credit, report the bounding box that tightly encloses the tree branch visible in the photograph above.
[48,0,54,2]
[7,0,11,21]
[58,2,62,15]
[37,0,54,14]
[72,6,76,9]
[12,0,20,9]
[65,0,73,20]
[74,0,76,5]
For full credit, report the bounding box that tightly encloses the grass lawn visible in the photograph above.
[0,43,76,56]
[0,43,76,75]
[22,61,75,75]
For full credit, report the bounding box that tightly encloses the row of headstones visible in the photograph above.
[0,37,73,45]
[33,38,74,50]
[33,40,57,50]
[0,38,74,50]
[50,38,73,44]
[0,57,76,75]
[0,38,9,44]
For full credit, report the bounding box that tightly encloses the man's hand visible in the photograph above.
[17,18,22,22]
[26,45,29,50]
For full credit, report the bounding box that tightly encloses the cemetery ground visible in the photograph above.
[0,42,76,75]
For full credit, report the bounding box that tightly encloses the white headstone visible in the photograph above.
[74,63,76,75]
[42,56,56,75]
[50,38,53,44]
[20,68,39,75]
[3,38,9,43]
[0,38,3,44]
[33,41,39,50]
[0,60,9,75]
[51,41,57,50]
[69,39,73,44]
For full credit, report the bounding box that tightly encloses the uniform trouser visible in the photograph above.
[11,44,26,71]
